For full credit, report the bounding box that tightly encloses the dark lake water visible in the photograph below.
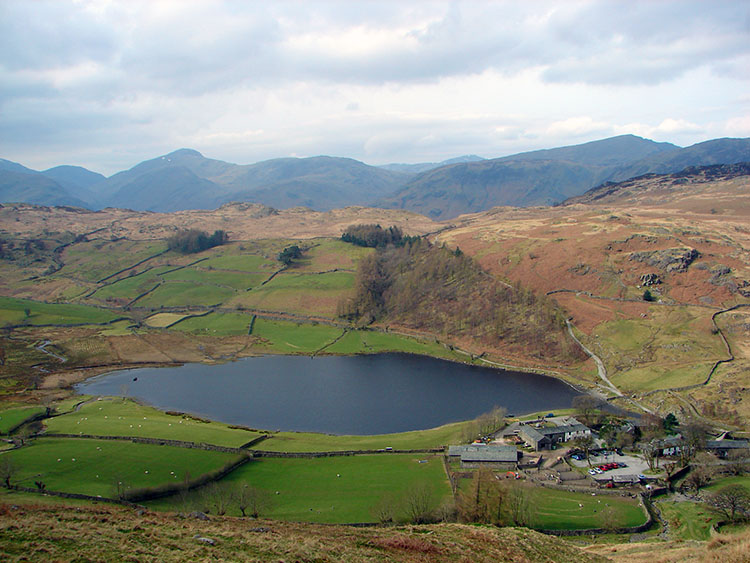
[76,354,582,435]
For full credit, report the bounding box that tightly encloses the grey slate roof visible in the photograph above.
[448,444,518,463]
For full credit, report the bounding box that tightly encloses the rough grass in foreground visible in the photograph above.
[0,503,608,562]
[44,397,259,447]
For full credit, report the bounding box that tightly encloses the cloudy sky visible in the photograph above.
[1,0,748,175]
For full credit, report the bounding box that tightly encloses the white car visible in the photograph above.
[588,469,597,475]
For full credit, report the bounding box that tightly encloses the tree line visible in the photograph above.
[341,224,418,248]
[167,229,228,254]
[339,233,585,363]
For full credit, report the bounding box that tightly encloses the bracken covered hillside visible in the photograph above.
[0,502,607,563]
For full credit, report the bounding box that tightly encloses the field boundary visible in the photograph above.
[40,433,252,455]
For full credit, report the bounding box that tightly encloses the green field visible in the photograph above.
[0,405,46,434]
[229,271,355,317]
[526,487,646,530]
[170,312,254,336]
[260,421,469,452]
[136,282,236,308]
[89,266,173,302]
[251,318,344,353]
[0,297,121,326]
[160,267,267,290]
[59,240,167,282]
[149,454,451,524]
[324,329,459,359]
[200,253,277,273]
[44,398,260,447]
[656,499,721,540]
[291,239,372,273]
[5,437,240,497]
[593,306,726,393]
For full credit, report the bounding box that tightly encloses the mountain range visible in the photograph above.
[1,135,749,218]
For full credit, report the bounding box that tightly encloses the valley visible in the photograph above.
[1,159,749,562]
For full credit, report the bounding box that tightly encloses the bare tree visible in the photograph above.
[597,504,619,533]
[678,419,708,465]
[0,456,18,488]
[725,449,750,476]
[403,483,436,524]
[683,453,717,492]
[640,413,665,440]
[235,483,272,518]
[639,441,659,471]
[573,435,595,466]
[572,395,603,426]
[371,492,399,524]
[202,482,234,515]
[502,482,531,527]
[457,468,504,524]
[708,484,750,522]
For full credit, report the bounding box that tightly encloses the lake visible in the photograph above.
[76,353,582,435]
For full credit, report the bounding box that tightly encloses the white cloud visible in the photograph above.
[0,0,748,173]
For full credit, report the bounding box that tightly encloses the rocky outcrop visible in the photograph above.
[640,273,661,286]
[629,247,699,273]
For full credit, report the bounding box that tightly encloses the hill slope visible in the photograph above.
[94,150,411,212]
[378,135,679,219]
[379,136,750,219]
[0,502,606,563]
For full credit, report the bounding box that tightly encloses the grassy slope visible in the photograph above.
[526,487,645,530]
[149,454,452,524]
[5,437,239,497]
[0,503,607,563]
[0,297,121,325]
[44,398,259,447]
[0,405,45,434]
[260,421,469,452]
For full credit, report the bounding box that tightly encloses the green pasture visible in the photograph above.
[200,254,276,272]
[656,499,720,540]
[526,487,646,530]
[44,398,259,448]
[161,267,267,290]
[259,420,469,452]
[0,405,46,434]
[593,306,725,393]
[291,239,372,272]
[229,271,354,317]
[4,437,239,498]
[97,320,136,336]
[0,297,120,326]
[59,240,166,282]
[145,312,190,328]
[89,266,173,302]
[324,329,459,359]
[251,319,344,353]
[703,475,750,493]
[136,282,236,308]
[170,312,254,336]
[612,361,715,391]
[149,454,452,524]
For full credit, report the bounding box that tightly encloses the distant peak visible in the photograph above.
[166,148,203,158]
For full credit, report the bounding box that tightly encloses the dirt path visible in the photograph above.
[565,319,622,397]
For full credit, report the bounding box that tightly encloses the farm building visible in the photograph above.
[518,417,591,451]
[448,444,520,470]
[705,439,749,458]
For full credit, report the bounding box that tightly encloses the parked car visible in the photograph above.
[588,469,597,475]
